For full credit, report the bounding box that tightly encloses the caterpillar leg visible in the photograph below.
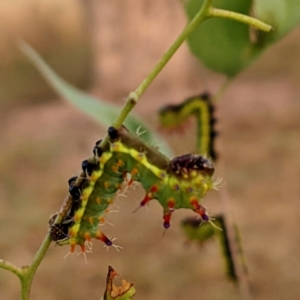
[132,186,158,212]
[190,198,210,221]
[67,230,113,254]
[95,230,113,246]
[162,199,176,229]
[163,211,172,229]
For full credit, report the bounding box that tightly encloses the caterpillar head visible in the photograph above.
[48,214,73,243]
[170,154,214,178]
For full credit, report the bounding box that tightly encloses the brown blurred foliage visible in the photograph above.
[0,0,92,105]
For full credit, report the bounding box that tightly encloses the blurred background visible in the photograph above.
[0,0,300,299]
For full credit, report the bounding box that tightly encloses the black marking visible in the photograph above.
[108,126,119,140]
[93,139,103,157]
[68,176,78,186]
[69,185,81,200]
[170,154,214,177]
[82,159,97,176]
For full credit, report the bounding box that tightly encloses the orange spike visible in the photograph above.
[84,232,91,241]
[117,159,124,167]
[131,168,139,176]
[111,165,118,173]
[80,244,86,253]
[70,243,76,253]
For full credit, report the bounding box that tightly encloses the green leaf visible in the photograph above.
[254,0,300,43]
[19,40,173,157]
[184,0,253,77]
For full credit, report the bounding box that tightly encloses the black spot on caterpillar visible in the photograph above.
[49,126,217,253]
[159,92,218,160]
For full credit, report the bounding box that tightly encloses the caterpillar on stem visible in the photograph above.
[49,126,217,253]
[159,92,249,284]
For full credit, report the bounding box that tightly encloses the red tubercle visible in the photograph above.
[167,198,175,209]
[95,230,113,246]
[189,197,209,220]
[190,197,199,208]
[137,185,158,208]
[150,185,159,193]
[163,212,172,229]
[195,205,209,221]
[140,192,153,206]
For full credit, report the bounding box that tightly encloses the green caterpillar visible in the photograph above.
[49,126,217,253]
[160,92,248,283]
[159,92,217,160]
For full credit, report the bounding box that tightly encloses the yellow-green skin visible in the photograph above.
[159,93,217,160]
[65,127,215,252]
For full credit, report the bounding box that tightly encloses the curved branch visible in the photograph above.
[208,7,273,32]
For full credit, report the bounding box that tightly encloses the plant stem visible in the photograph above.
[208,7,273,32]
[0,248,53,300]
[0,259,22,277]
[20,234,52,300]
[110,0,212,131]
[133,0,212,100]
[212,78,232,104]
[6,234,52,300]
[0,1,274,299]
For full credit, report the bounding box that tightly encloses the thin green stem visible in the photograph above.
[1,2,273,300]
[208,7,273,32]
[0,259,22,277]
[8,234,52,300]
[107,0,212,133]
[20,234,52,300]
[212,78,232,104]
[134,0,212,100]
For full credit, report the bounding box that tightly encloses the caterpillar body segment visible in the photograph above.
[49,125,216,252]
[159,93,217,160]
[68,152,123,251]
[108,126,215,227]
